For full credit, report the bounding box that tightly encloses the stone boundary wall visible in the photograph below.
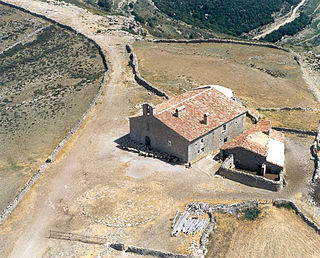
[49,200,320,257]
[186,200,258,256]
[258,107,320,112]
[218,155,284,192]
[146,38,290,53]
[0,1,110,225]
[0,1,108,71]
[272,127,317,136]
[49,230,188,257]
[126,246,187,258]
[273,199,320,234]
[187,199,320,255]
[246,110,260,124]
[126,44,169,99]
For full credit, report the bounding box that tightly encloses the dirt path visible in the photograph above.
[0,0,134,257]
[313,2,320,15]
[300,60,320,103]
[1,1,320,257]
[253,0,307,40]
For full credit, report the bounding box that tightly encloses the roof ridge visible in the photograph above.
[157,87,212,115]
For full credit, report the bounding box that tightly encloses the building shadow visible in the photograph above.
[114,134,184,165]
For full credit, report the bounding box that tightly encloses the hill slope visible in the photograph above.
[152,0,301,36]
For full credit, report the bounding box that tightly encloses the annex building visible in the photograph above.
[221,120,285,175]
[129,85,247,163]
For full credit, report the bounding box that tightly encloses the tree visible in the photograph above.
[98,0,111,11]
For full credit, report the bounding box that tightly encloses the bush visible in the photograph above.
[97,0,111,11]
[243,208,261,221]
[274,202,293,210]
[131,10,145,24]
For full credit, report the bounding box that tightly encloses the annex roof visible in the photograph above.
[222,120,285,167]
[152,86,247,142]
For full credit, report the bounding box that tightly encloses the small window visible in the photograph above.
[201,147,204,152]
[201,139,204,143]
[198,150,200,154]
[223,124,227,131]
[168,140,172,147]
[224,137,228,143]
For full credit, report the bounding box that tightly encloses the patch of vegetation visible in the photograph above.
[152,0,300,36]
[206,213,238,258]
[131,10,145,24]
[280,0,320,46]
[264,13,311,42]
[132,0,227,39]
[97,0,111,11]
[242,208,261,221]
[0,4,105,212]
[274,202,293,210]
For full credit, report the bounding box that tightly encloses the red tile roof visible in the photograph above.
[221,120,284,157]
[269,129,284,142]
[152,87,247,141]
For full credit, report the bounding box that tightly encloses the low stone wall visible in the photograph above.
[218,155,284,192]
[273,199,320,234]
[0,1,108,71]
[49,230,188,257]
[126,44,169,99]
[186,200,258,256]
[272,127,317,136]
[246,110,260,124]
[0,1,110,225]
[147,38,289,53]
[126,246,187,258]
[258,106,320,112]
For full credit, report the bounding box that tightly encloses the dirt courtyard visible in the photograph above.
[1,0,320,258]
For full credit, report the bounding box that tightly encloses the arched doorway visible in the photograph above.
[145,136,151,148]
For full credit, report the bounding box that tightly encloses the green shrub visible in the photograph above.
[243,208,261,221]
[97,0,111,11]
[274,202,293,210]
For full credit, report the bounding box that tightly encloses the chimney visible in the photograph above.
[203,113,210,125]
[175,105,186,117]
[142,103,154,116]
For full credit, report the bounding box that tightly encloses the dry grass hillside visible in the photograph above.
[0,4,105,212]
[134,41,320,130]
[207,205,320,258]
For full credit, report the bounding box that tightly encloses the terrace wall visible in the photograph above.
[218,155,284,191]
[126,44,169,99]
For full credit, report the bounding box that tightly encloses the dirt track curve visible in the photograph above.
[1,1,320,257]
[253,0,307,40]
